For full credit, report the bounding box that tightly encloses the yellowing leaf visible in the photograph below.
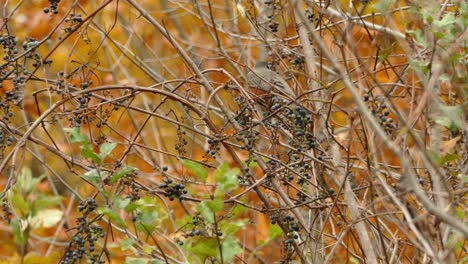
[440,136,460,155]
[30,209,63,228]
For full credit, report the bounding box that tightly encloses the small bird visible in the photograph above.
[246,61,294,97]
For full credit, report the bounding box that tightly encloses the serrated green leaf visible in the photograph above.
[97,207,126,228]
[221,236,242,263]
[179,158,208,183]
[440,105,464,131]
[219,168,239,192]
[110,166,134,184]
[206,199,224,213]
[188,237,219,259]
[83,169,101,186]
[231,203,246,216]
[99,142,117,160]
[64,127,88,143]
[433,13,455,28]
[220,219,248,235]
[214,188,226,199]
[197,202,214,223]
[121,238,136,251]
[11,193,29,217]
[213,163,239,198]
[214,162,229,181]
[434,116,454,130]
[81,144,101,164]
[138,210,158,225]
[113,196,131,209]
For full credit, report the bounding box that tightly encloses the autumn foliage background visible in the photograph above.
[0,0,466,263]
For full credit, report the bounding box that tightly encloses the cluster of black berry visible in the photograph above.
[203,134,222,160]
[175,214,206,245]
[44,0,61,15]
[263,1,281,33]
[127,182,141,202]
[269,213,300,252]
[63,13,83,33]
[305,8,315,23]
[295,190,308,205]
[0,35,19,61]
[1,198,12,223]
[234,103,262,155]
[239,166,252,183]
[363,93,397,133]
[159,177,187,201]
[0,36,42,110]
[283,215,300,252]
[287,106,316,151]
[62,198,105,264]
[175,126,188,156]
[0,129,14,148]
[278,48,305,68]
[185,214,221,239]
[57,74,95,128]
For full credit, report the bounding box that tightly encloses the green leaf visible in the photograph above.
[268,224,284,240]
[179,158,208,183]
[113,196,131,209]
[213,163,239,198]
[434,116,454,130]
[97,207,126,228]
[213,188,226,198]
[124,197,154,212]
[455,207,465,220]
[213,162,229,181]
[219,168,239,192]
[446,232,464,250]
[221,236,242,263]
[65,127,88,144]
[188,237,219,260]
[439,153,460,165]
[433,13,455,28]
[11,193,29,217]
[33,195,63,211]
[231,203,246,216]
[427,150,441,165]
[138,210,158,225]
[99,142,117,160]
[373,0,393,13]
[197,202,215,223]
[11,218,28,246]
[121,238,136,251]
[29,209,63,228]
[81,144,101,164]
[82,169,104,191]
[206,199,224,213]
[124,257,148,264]
[440,105,464,131]
[14,168,44,195]
[110,166,135,184]
[220,219,248,235]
